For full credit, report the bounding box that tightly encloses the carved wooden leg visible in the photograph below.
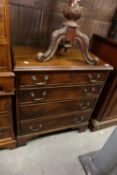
[76,29,97,65]
[37,26,67,61]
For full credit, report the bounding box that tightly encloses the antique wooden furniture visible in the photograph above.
[90,35,117,130]
[37,0,97,65]
[0,0,16,149]
[13,46,112,146]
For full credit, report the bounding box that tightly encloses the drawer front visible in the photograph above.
[20,111,91,134]
[20,98,96,120]
[20,85,102,104]
[0,115,10,128]
[0,96,11,113]
[0,129,12,140]
[19,72,107,88]
[0,77,14,95]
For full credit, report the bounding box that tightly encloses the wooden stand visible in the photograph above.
[37,0,97,65]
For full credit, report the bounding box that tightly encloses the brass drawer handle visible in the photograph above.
[79,102,90,110]
[31,75,49,85]
[80,116,85,121]
[74,116,84,123]
[74,117,80,123]
[31,91,47,102]
[84,87,96,96]
[35,82,47,85]
[88,73,101,83]
[29,124,42,132]
[33,98,44,102]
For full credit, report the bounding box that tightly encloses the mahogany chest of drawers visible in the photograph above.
[14,47,112,146]
[0,0,16,149]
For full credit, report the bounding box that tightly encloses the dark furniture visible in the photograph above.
[0,0,16,149]
[90,35,117,130]
[13,46,112,146]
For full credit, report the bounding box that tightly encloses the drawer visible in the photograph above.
[20,98,96,120]
[0,129,12,140]
[0,96,11,113]
[0,76,14,95]
[20,85,102,104]
[0,115,10,128]
[19,72,108,88]
[20,111,91,134]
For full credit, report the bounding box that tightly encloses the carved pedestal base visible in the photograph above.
[37,0,97,65]
[37,24,97,65]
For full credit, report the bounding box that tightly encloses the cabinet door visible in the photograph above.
[0,0,11,71]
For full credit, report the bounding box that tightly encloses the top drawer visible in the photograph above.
[19,71,108,88]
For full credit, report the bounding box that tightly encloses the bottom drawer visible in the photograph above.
[0,129,12,140]
[20,111,91,134]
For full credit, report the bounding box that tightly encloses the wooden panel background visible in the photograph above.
[8,0,117,49]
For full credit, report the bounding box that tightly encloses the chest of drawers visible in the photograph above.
[0,0,16,149]
[14,47,112,146]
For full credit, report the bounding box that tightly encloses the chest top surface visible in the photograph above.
[13,46,113,72]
